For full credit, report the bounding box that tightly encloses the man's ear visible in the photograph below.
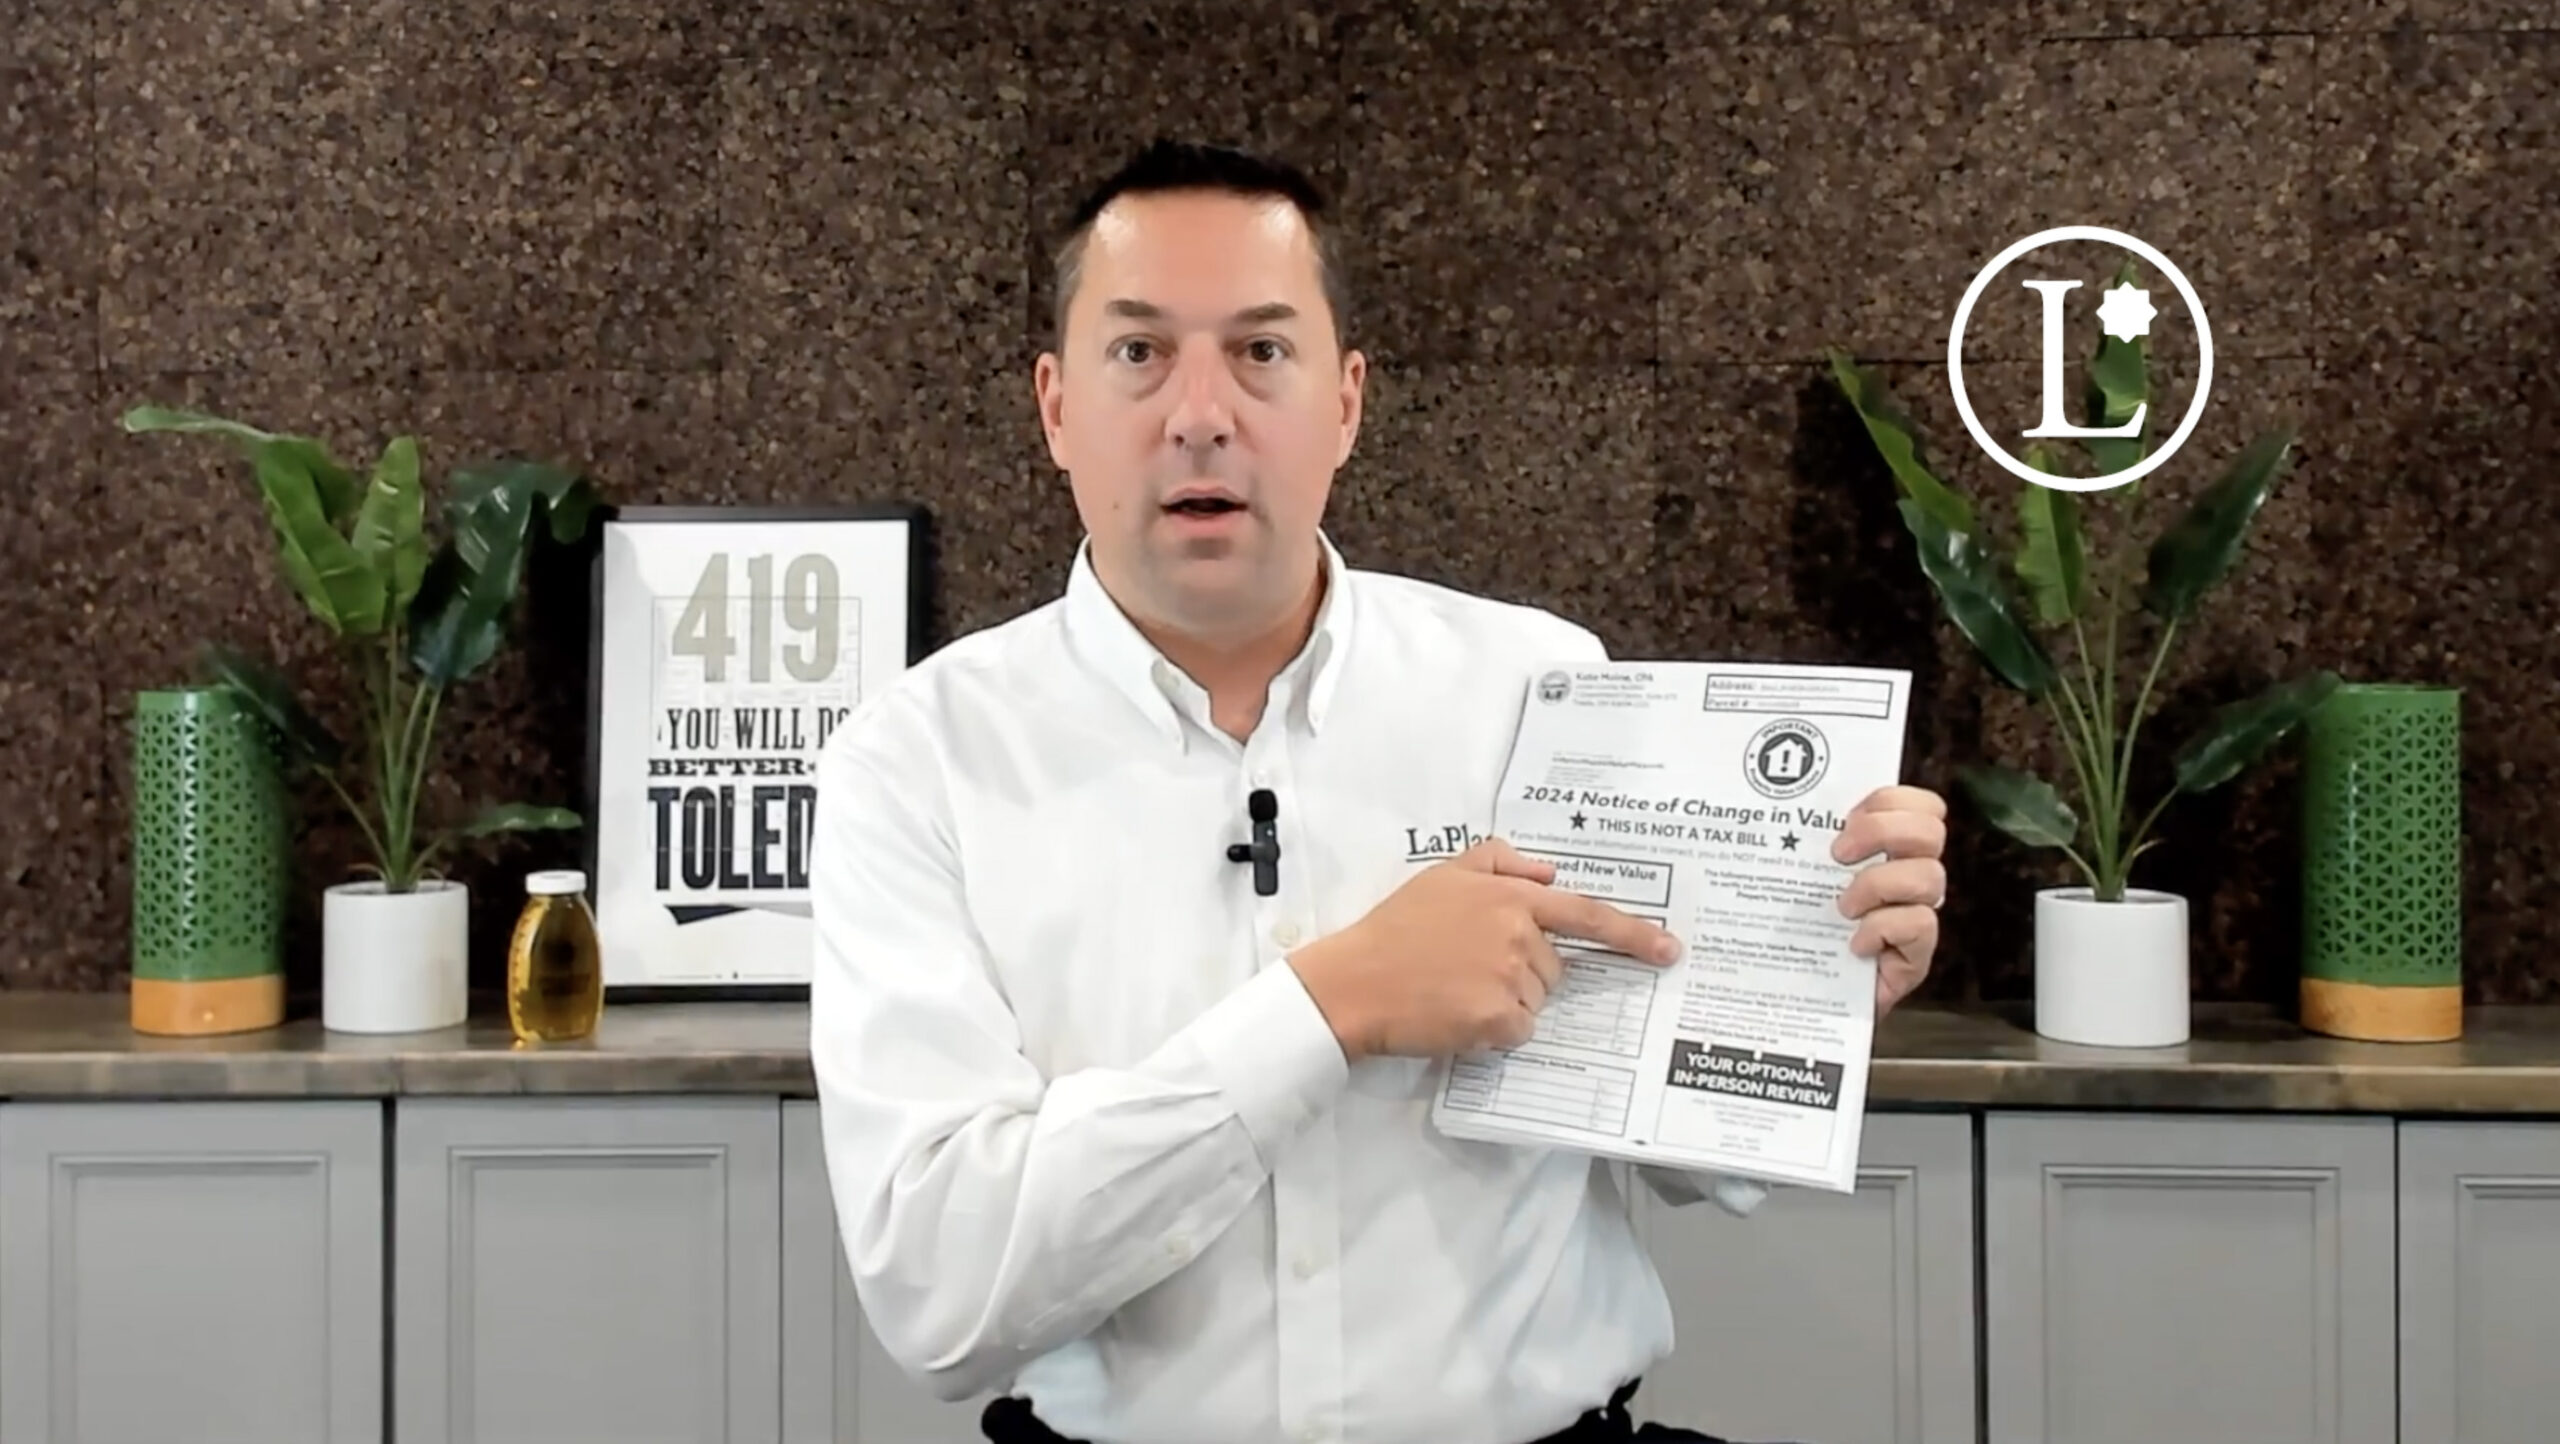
[1334,347,1367,468]
[1033,353,1070,471]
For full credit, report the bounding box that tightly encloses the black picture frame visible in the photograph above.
[580,502,934,1003]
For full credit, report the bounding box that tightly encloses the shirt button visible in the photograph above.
[1293,1252,1320,1279]
[1273,922,1302,947]
[1164,1235,1188,1259]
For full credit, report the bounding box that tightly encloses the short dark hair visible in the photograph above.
[1048,138,1351,351]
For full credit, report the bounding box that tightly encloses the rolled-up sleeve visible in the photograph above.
[807,722,1351,1403]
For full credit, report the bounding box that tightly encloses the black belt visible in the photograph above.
[979,1377,1751,1444]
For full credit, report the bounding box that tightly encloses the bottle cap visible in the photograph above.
[526,869,587,896]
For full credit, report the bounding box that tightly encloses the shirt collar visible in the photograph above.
[1061,532,1356,748]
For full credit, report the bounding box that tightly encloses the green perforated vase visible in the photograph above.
[2298,683,2463,1042]
[128,686,291,1035]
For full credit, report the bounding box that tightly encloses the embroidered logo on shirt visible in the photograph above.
[1403,822,1488,861]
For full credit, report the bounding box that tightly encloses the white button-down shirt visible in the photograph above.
[810,535,1766,1444]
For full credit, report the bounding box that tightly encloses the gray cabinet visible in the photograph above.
[392,1097,783,1444]
[1634,1109,1978,1444]
[1984,1111,2398,1444]
[18,1089,2560,1444]
[0,1099,383,1444]
[780,1099,990,1444]
[2397,1120,2560,1444]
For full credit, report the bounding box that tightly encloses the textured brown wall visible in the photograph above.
[3,0,2554,1005]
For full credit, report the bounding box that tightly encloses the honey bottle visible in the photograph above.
[507,869,603,1043]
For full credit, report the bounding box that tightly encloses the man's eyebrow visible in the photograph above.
[1100,299,1302,326]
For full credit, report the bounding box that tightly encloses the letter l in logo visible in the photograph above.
[2017,279,2144,440]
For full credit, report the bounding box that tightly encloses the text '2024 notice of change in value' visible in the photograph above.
[1428,661,1913,1194]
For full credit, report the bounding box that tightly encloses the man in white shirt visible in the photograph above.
[809,139,1950,1444]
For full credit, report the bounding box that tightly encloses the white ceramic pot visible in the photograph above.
[2033,886,2191,1048]
[322,879,470,1033]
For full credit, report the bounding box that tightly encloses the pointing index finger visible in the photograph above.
[1518,880,1684,966]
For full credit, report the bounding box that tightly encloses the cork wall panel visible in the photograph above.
[0,682,113,989]
[0,59,93,372]
[1326,363,1661,631]
[0,0,2553,1005]
[1341,11,1665,365]
[0,371,99,669]
[1660,29,2318,367]
[1022,0,1345,347]
[91,0,413,375]
[717,43,1028,375]
[2318,31,2560,358]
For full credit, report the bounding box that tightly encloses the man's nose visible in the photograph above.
[1165,344,1236,452]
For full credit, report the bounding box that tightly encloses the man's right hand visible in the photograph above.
[1288,838,1684,1062]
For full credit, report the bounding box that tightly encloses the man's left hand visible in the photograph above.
[1830,784,1948,1018]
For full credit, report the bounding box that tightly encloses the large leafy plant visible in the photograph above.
[1823,258,2340,902]
[121,406,599,893]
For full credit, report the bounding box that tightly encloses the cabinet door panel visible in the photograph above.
[393,1097,781,1444]
[1636,1110,1977,1444]
[1984,1112,2395,1444]
[0,1100,383,1444]
[2398,1120,2560,1444]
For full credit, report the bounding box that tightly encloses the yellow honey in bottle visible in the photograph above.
[507,869,603,1043]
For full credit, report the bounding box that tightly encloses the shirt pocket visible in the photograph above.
[961,784,1241,1079]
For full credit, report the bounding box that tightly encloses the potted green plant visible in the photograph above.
[1824,259,2339,1048]
[120,406,598,1033]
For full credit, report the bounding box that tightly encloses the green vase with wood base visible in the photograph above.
[2299,683,2463,1042]
[128,686,290,1035]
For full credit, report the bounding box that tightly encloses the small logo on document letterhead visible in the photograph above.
[1535,670,1571,704]
[1744,718,1829,801]
[1404,822,1488,861]
[1947,225,2214,494]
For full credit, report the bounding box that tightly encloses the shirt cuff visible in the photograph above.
[1641,1165,1776,1218]
[1708,1175,1773,1217]
[1189,958,1352,1165]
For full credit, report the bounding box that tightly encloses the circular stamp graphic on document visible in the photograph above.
[1536,669,1572,704]
[1744,718,1830,800]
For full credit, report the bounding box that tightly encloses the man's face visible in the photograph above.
[1035,189,1364,640]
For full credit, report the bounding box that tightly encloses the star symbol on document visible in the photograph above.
[1780,830,1800,850]
[1569,811,1588,830]
[2096,283,2157,343]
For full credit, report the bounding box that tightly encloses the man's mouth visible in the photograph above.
[1163,490,1245,517]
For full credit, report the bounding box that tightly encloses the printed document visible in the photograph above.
[1428,661,1914,1194]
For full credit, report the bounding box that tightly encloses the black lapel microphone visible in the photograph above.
[1224,787,1282,896]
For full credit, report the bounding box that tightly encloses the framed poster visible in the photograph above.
[583,504,928,995]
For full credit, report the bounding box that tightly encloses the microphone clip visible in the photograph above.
[1224,787,1282,897]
